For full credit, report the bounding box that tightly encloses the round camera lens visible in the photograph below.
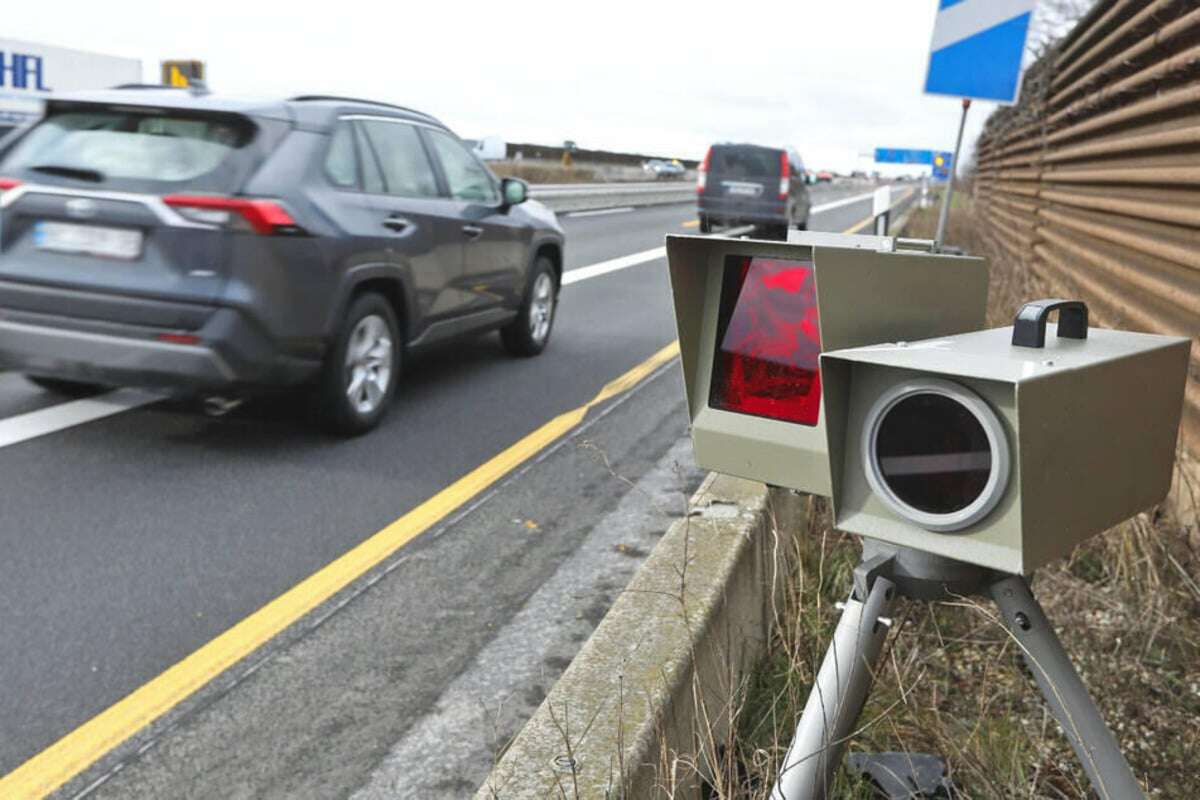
[874,393,992,515]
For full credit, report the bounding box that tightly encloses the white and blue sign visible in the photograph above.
[924,0,1036,105]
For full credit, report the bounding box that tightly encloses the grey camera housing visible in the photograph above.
[666,232,989,497]
[821,322,1190,574]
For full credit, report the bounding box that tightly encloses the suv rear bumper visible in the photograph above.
[0,318,235,387]
[0,307,321,391]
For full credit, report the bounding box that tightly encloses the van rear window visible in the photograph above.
[710,147,781,178]
[0,108,257,192]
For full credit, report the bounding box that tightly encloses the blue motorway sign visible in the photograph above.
[924,0,1036,104]
[875,148,936,165]
[875,149,953,181]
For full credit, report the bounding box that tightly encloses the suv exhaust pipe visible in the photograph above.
[202,395,244,417]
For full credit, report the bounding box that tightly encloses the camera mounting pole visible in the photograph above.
[771,542,1145,800]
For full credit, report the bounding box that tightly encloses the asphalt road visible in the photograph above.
[0,184,912,797]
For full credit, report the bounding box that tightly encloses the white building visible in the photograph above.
[0,38,141,135]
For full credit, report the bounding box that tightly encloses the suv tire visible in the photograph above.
[698,214,712,234]
[314,292,400,436]
[501,256,557,357]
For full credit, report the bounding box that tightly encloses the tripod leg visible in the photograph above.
[771,575,896,800]
[989,575,1145,800]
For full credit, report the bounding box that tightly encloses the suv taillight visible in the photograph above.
[0,177,22,195]
[778,152,790,200]
[697,147,712,194]
[162,195,300,235]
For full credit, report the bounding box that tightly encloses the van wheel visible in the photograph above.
[25,375,104,397]
[763,223,789,241]
[313,292,399,436]
[501,257,557,357]
[699,215,712,233]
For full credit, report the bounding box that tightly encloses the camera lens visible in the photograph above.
[862,379,1009,532]
[875,393,991,514]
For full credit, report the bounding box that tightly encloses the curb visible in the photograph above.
[474,473,805,799]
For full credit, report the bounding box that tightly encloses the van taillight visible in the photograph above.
[0,177,22,194]
[162,195,299,235]
[697,147,712,193]
[708,255,822,426]
[778,152,790,200]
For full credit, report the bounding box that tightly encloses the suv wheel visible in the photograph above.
[501,257,557,357]
[25,375,104,397]
[314,292,399,435]
[698,214,712,234]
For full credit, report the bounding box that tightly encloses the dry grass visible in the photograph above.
[659,198,1200,799]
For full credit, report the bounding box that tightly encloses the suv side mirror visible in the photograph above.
[501,177,528,208]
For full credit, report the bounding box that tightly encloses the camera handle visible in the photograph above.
[771,543,1145,800]
[1012,298,1089,348]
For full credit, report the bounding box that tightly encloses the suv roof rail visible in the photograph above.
[288,95,438,121]
[111,83,183,90]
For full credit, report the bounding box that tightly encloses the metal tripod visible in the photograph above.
[770,541,1146,800]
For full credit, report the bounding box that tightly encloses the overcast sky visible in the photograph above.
[4,1,1057,174]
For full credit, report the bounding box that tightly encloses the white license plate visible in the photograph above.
[34,221,143,260]
[725,182,762,197]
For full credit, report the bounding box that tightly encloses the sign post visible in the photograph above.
[923,0,1036,250]
[934,98,970,251]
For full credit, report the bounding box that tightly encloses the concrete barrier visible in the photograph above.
[474,473,805,799]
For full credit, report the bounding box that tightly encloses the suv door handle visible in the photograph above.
[383,215,413,233]
[461,224,484,240]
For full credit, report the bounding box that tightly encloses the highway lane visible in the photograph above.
[0,184,907,795]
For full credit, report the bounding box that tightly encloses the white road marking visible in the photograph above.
[0,388,159,449]
[564,206,635,218]
[810,189,878,214]
[561,224,756,286]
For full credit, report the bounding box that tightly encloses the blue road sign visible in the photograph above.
[931,151,953,182]
[874,148,936,165]
[925,0,1036,104]
[874,148,953,179]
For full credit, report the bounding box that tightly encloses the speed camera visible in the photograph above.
[666,231,989,497]
[821,300,1190,573]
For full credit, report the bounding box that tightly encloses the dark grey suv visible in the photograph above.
[0,89,565,433]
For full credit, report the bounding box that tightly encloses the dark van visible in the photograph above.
[696,143,811,240]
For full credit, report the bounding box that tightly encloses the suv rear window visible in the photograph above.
[0,107,258,192]
[710,147,782,178]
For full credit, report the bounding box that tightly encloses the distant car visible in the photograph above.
[644,158,685,179]
[0,88,565,434]
[696,143,811,240]
[816,171,834,183]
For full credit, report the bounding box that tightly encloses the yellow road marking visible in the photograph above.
[842,216,874,234]
[681,219,700,229]
[0,340,682,799]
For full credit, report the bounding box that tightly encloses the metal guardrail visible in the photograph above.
[528,181,694,212]
[973,0,1200,459]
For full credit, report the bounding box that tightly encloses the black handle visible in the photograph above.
[1011,299,1089,348]
[382,215,412,233]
